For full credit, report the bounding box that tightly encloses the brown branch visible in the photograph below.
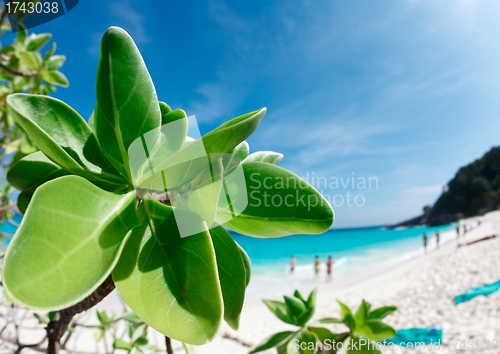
[165,336,174,354]
[222,332,252,347]
[0,53,13,62]
[0,337,45,354]
[0,203,16,212]
[60,323,76,350]
[0,63,38,77]
[46,275,115,354]
[0,2,9,29]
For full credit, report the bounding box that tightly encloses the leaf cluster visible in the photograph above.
[253,291,397,354]
[112,312,162,354]
[2,26,334,345]
[0,5,68,224]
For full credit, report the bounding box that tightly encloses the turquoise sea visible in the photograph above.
[231,222,459,278]
[1,214,458,279]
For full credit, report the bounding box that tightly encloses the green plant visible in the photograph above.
[93,311,115,343]
[113,312,162,354]
[0,181,15,222]
[33,310,57,325]
[1,26,334,352]
[0,4,68,225]
[252,291,397,354]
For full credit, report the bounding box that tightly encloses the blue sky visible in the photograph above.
[5,0,500,228]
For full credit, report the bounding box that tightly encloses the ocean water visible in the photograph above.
[0,214,22,245]
[232,222,460,279]
[1,214,459,281]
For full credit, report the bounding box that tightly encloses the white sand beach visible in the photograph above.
[1,211,499,354]
[201,210,500,354]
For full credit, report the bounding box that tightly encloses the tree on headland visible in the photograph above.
[431,146,500,221]
[392,146,500,227]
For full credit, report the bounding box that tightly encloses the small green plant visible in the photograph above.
[0,182,15,222]
[112,312,162,354]
[1,26,334,351]
[0,4,68,225]
[33,310,57,325]
[93,311,115,343]
[252,290,397,354]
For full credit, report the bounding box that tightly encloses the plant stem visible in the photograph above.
[46,275,115,354]
[0,3,9,29]
[0,62,38,77]
[165,336,173,354]
[0,203,16,212]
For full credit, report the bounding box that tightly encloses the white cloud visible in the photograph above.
[187,81,243,124]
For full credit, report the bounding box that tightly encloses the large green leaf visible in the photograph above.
[26,33,52,51]
[309,327,348,354]
[159,101,172,117]
[345,335,382,354]
[18,52,40,70]
[315,318,343,324]
[367,306,397,320]
[48,55,66,70]
[94,27,161,182]
[217,162,334,237]
[233,141,249,161]
[112,200,223,345]
[294,290,306,302]
[354,300,369,328]
[306,288,318,308]
[6,94,125,188]
[7,151,66,191]
[287,329,319,354]
[337,300,353,321]
[113,339,133,351]
[209,225,246,330]
[284,295,307,319]
[7,151,70,214]
[244,151,283,165]
[17,189,34,215]
[249,331,295,354]
[171,159,223,234]
[202,108,266,154]
[2,176,139,310]
[45,71,69,87]
[295,306,314,327]
[157,109,188,157]
[354,320,396,342]
[236,241,251,287]
[132,142,208,191]
[344,314,356,330]
[262,299,294,325]
[130,107,187,179]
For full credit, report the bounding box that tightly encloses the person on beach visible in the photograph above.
[326,256,334,282]
[290,256,297,274]
[436,232,440,249]
[314,256,320,279]
[456,226,461,247]
[423,234,428,254]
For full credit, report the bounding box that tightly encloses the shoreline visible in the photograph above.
[2,212,498,353]
[200,210,500,354]
[242,221,461,303]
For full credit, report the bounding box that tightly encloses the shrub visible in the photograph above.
[252,290,396,354]
[2,26,334,351]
